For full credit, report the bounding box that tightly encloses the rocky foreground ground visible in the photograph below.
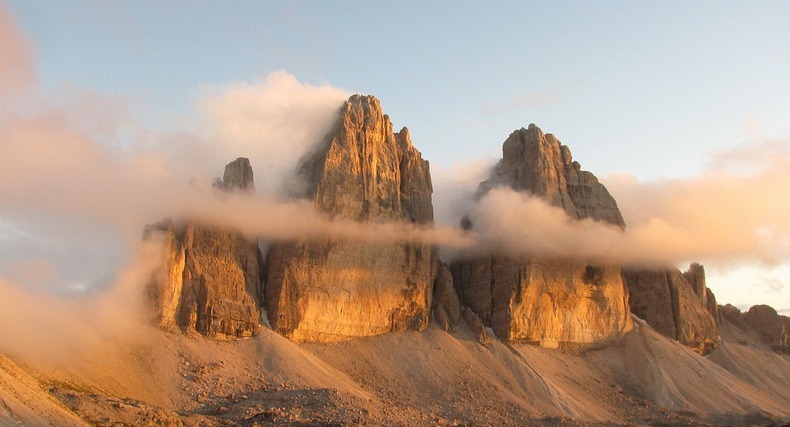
[2,314,789,426]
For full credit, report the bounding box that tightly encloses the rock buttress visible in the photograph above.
[452,124,632,348]
[721,304,790,354]
[147,158,263,340]
[623,263,720,355]
[265,95,436,342]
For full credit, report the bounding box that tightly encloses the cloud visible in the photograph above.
[460,139,790,271]
[0,239,162,366]
[196,70,350,195]
[753,275,784,293]
[607,139,790,267]
[431,159,495,226]
[0,63,476,299]
[0,3,35,102]
[466,187,630,262]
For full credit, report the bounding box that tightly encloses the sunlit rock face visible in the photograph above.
[147,158,264,340]
[265,95,436,342]
[622,263,720,355]
[452,124,633,347]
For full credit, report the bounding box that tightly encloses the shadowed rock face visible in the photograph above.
[622,264,720,355]
[221,157,255,192]
[148,158,263,340]
[452,124,632,348]
[265,95,436,342]
[481,124,625,227]
[722,304,790,354]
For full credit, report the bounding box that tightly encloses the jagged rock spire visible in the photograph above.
[264,94,436,342]
[452,124,632,348]
[221,157,255,191]
[481,123,625,227]
[148,158,263,340]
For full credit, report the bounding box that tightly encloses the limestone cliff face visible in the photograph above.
[265,95,436,342]
[622,264,719,355]
[148,158,263,340]
[722,304,790,354]
[452,124,632,348]
[481,124,625,227]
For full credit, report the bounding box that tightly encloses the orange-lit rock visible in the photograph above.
[147,158,263,340]
[265,95,436,342]
[452,124,632,348]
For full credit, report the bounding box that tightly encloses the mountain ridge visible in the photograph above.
[1,94,788,426]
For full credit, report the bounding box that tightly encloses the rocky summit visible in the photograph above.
[481,124,626,227]
[264,95,437,342]
[147,158,263,340]
[452,124,633,347]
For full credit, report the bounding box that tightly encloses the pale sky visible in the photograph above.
[2,1,789,314]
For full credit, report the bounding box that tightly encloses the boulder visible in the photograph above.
[221,157,255,192]
[719,303,790,354]
[264,95,436,342]
[452,124,632,348]
[480,124,625,227]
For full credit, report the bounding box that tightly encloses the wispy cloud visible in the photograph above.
[0,3,35,102]
[456,138,790,271]
[752,275,785,293]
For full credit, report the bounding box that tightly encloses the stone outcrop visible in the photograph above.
[452,124,633,348]
[432,264,461,332]
[462,307,491,346]
[683,262,720,323]
[622,264,719,355]
[219,157,255,192]
[264,95,436,342]
[147,158,263,340]
[722,304,790,354]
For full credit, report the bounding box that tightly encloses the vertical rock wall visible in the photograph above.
[148,158,263,340]
[623,264,720,355]
[265,95,436,342]
[452,124,633,348]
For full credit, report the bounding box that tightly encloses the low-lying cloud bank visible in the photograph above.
[0,239,163,366]
[466,150,790,267]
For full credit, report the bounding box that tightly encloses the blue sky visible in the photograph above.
[8,1,790,178]
[2,1,789,312]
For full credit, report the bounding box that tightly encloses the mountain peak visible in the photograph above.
[483,123,625,227]
[222,157,255,191]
